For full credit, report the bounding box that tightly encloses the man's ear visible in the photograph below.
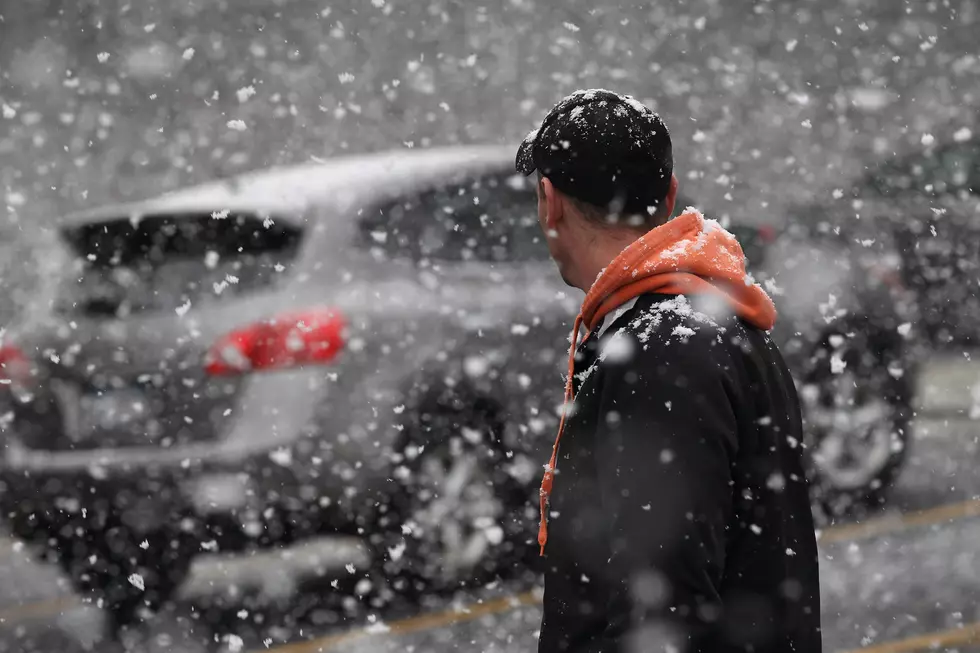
[661,174,680,220]
[541,176,563,235]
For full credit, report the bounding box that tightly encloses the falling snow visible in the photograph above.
[236,85,257,103]
[0,3,975,652]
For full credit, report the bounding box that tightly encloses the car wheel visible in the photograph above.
[800,330,913,518]
[373,391,533,599]
[51,523,196,640]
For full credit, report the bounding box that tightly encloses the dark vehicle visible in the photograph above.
[0,146,912,632]
[814,136,980,349]
[727,218,913,514]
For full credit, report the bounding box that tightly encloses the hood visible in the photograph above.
[581,208,777,334]
[537,208,777,556]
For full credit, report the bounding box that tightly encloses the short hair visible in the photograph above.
[538,172,670,230]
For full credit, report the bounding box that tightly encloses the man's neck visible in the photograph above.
[573,231,642,293]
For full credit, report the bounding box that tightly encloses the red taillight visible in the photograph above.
[867,256,907,293]
[0,345,32,386]
[870,267,906,293]
[204,309,346,376]
[757,225,777,244]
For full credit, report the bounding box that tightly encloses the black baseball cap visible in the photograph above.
[516,89,673,217]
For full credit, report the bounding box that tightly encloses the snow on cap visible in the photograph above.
[516,89,673,217]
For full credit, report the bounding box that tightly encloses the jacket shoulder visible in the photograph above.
[610,294,735,353]
[583,294,755,391]
[590,293,758,389]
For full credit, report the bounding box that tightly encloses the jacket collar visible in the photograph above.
[594,296,639,340]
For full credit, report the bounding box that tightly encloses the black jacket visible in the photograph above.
[538,293,821,653]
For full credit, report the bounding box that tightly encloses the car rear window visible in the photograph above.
[56,213,302,318]
[357,174,548,264]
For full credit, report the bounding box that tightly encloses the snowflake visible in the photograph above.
[829,353,847,374]
[672,325,696,341]
[269,448,292,466]
[222,634,245,652]
[954,127,973,143]
[236,85,256,102]
[365,619,391,634]
[388,540,406,562]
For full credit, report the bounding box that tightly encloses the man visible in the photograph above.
[516,89,821,653]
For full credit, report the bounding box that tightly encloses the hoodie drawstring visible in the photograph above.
[538,313,583,556]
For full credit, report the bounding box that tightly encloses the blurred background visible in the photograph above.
[1,1,980,652]
[2,0,976,266]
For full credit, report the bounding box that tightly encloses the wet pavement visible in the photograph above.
[3,354,980,652]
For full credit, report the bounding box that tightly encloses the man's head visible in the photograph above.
[516,89,678,290]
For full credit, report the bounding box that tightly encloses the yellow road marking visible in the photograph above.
[0,596,78,624]
[262,500,980,653]
[2,497,980,644]
[270,604,980,653]
[271,590,540,653]
[841,622,980,653]
[818,497,980,545]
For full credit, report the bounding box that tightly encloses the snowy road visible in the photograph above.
[3,355,980,652]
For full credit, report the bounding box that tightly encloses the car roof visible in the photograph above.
[60,145,516,227]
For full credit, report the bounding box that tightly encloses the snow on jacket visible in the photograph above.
[537,211,821,653]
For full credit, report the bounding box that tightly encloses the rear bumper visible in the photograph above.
[0,442,336,557]
[0,368,382,558]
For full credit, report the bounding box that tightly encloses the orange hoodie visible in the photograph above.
[537,209,777,555]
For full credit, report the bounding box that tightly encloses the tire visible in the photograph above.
[799,327,913,521]
[0,481,190,640]
[371,388,534,600]
[51,522,195,640]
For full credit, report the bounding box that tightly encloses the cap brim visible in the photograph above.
[515,131,538,175]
